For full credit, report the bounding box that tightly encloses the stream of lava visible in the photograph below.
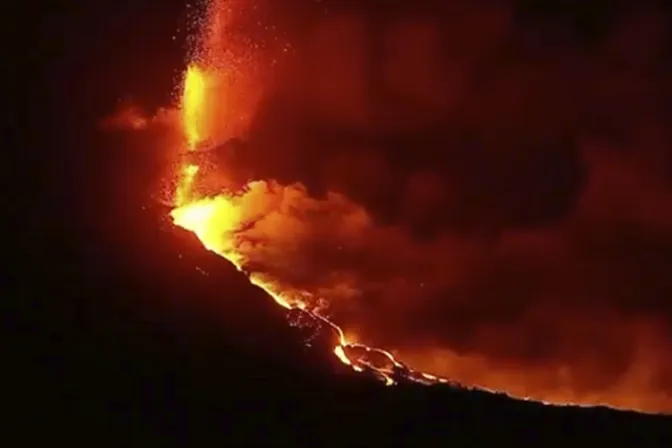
[170,65,453,387]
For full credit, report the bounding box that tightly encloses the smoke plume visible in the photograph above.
[131,1,672,411]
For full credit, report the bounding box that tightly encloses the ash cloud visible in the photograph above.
[178,1,672,410]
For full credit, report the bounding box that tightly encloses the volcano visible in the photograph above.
[12,0,672,444]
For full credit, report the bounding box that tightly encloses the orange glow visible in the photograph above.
[182,66,208,150]
[174,164,200,206]
[153,2,672,415]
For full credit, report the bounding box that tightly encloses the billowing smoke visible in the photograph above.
[124,1,672,411]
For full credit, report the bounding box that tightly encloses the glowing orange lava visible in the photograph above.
[170,64,443,387]
[182,66,208,151]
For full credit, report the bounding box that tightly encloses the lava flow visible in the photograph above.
[170,65,445,387]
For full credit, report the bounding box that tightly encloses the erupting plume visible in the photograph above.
[118,0,672,414]
[170,0,430,388]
